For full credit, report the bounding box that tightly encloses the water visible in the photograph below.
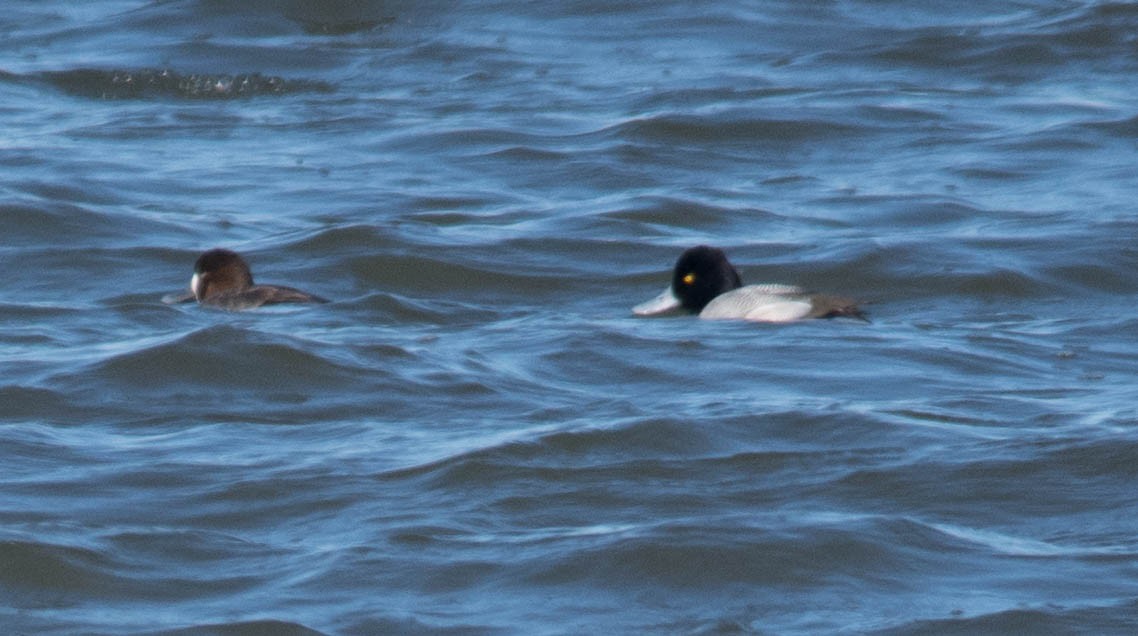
[3,1,1138,633]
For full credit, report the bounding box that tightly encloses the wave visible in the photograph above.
[612,112,870,146]
[879,600,1138,636]
[150,620,328,636]
[71,325,362,387]
[836,2,1138,82]
[35,68,333,100]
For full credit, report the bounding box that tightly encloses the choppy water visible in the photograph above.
[4,1,1138,634]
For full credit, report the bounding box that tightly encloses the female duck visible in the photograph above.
[634,245,864,322]
[165,248,327,310]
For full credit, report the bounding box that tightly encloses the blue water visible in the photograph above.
[4,1,1138,634]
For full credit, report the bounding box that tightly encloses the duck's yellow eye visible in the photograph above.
[682,273,696,285]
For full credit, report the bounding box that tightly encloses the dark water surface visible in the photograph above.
[4,1,1138,634]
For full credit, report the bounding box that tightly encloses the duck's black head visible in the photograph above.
[670,245,743,312]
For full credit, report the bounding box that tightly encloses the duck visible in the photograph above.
[633,245,865,322]
[163,248,327,310]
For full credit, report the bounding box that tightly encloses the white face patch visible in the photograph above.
[190,272,202,299]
